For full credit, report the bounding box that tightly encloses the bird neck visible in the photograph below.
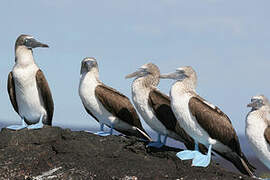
[133,75,159,90]
[246,108,269,128]
[81,67,100,83]
[15,46,36,67]
[173,77,197,93]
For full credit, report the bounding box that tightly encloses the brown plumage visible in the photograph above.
[264,126,270,145]
[7,72,18,114]
[35,70,54,125]
[189,96,255,176]
[94,84,151,141]
[148,89,207,153]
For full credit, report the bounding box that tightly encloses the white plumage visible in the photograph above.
[246,96,270,169]
[79,68,135,131]
[13,46,46,123]
[170,82,230,152]
[131,78,168,135]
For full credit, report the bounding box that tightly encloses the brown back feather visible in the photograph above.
[7,72,19,115]
[95,84,144,131]
[36,69,54,125]
[148,89,177,131]
[188,96,241,155]
[264,126,270,145]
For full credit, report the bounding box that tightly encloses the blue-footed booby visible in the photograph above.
[7,34,54,130]
[125,63,207,151]
[246,95,270,170]
[78,57,151,141]
[160,66,255,176]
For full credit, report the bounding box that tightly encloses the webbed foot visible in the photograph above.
[147,141,164,148]
[176,150,202,160]
[6,124,27,130]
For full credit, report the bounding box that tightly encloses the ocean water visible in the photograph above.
[0,122,268,176]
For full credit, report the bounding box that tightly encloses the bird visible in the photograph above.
[125,62,206,151]
[160,66,255,176]
[7,34,54,130]
[78,57,151,141]
[246,95,270,170]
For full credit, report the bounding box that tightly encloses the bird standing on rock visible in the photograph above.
[79,57,151,141]
[160,66,255,176]
[7,34,54,130]
[125,62,206,152]
[246,95,270,170]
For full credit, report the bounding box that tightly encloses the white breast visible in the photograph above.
[170,83,230,152]
[246,110,270,169]
[79,72,134,131]
[12,64,46,123]
[131,80,168,135]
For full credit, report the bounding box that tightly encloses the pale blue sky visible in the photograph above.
[0,0,269,135]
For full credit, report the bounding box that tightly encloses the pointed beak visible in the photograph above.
[159,72,179,79]
[247,100,257,108]
[125,70,141,79]
[26,38,49,48]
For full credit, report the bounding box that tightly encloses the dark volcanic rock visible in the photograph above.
[0,126,254,180]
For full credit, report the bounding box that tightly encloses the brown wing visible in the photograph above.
[95,84,144,129]
[148,89,177,131]
[264,126,270,145]
[82,102,99,123]
[7,72,19,114]
[148,89,209,152]
[36,69,54,125]
[189,96,241,155]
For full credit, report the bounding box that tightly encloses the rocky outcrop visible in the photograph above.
[0,126,254,179]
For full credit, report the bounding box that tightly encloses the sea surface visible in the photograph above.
[0,122,268,176]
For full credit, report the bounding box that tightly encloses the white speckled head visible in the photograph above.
[125,62,160,87]
[160,66,197,89]
[80,57,98,75]
[247,95,270,110]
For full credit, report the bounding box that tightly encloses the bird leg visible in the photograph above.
[147,133,164,148]
[191,144,212,167]
[94,123,111,136]
[27,115,44,129]
[6,117,27,130]
[176,141,202,160]
[163,135,168,145]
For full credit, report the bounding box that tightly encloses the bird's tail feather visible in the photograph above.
[215,151,255,177]
[135,127,152,142]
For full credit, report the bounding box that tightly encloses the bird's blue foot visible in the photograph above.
[7,118,27,130]
[6,124,27,130]
[27,115,44,130]
[191,144,212,167]
[94,131,111,136]
[147,141,164,148]
[191,152,211,167]
[176,150,202,160]
[27,123,44,129]
[92,123,112,136]
[147,133,163,148]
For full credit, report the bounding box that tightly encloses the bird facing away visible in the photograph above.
[160,66,255,176]
[246,95,270,170]
[7,34,54,130]
[125,62,206,151]
[78,57,151,141]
